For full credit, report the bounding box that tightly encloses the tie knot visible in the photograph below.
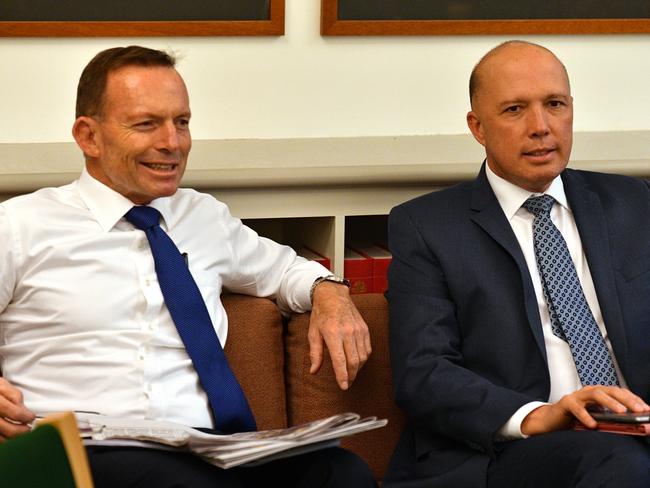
[522,194,555,217]
[125,206,161,230]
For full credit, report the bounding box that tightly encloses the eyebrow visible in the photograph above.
[497,99,526,109]
[127,110,192,121]
[498,93,570,106]
[545,93,571,100]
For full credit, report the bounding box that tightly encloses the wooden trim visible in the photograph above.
[321,1,650,35]
[1,131,648,194]
[0,0,284,37]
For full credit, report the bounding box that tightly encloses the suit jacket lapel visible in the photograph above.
[562,170,628,372]
[469,165,548,362]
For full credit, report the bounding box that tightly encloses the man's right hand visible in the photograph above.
[0,377,35,442]
[521,386,650,436]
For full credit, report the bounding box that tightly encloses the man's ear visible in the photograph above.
[466,110,486,148]
[72,116,100,159]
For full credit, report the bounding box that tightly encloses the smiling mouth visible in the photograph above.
[142,162,177,171]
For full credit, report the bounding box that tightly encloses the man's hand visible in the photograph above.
[308,281,372,390]
[0,377,35,442]
[521,385,650,436]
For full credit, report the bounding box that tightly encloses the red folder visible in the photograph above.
[573,421,650,436]
[296,246,331,271]
[350,245,392,293]
[344,247,373,294]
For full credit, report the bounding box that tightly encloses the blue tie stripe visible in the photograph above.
[522,195,619,386]
[125,206,256,433]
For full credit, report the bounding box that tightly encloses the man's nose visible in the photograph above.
[528,105,550,138]
[156,121,180,152]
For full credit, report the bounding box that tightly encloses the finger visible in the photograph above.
[606,387,650,412]
[362,323,372,360]
[354,318,371,365]
[0,394,35,424]
[331,352,350,390]
[0,417,31,439]
[556,394,598,429]
[322,331,349,390]
[571,404,599,429]
[351,307,372,362]
[0,378,23,404]
[307,324,324,375]
[589,388,628,413]
[341,325,361,386]
[580,386,645,414]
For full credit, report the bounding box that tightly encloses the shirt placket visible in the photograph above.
[132,232,163,417]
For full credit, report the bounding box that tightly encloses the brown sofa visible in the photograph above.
[222,293,404,482]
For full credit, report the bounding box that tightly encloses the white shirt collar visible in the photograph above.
[485,162,569,221]
[77,167,173,232]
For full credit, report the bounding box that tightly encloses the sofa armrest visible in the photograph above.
[285,293,404,481]
[222,293,287,430]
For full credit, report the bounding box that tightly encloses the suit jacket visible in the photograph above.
[384,165,650,487]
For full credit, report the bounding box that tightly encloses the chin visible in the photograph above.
[154,182,181,197]
[157,189,179,199]
[527,173,563,192]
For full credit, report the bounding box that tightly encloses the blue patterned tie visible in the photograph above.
[125,206,256,433]
[522,195,619,386]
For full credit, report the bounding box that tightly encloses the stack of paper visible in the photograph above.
[68,412,387,469]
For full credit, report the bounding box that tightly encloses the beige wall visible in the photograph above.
[1,0,649,144]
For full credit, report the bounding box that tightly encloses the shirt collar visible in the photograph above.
[485,162,569,221]
[77,167,174,232]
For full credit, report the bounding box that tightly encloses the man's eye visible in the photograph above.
[176,119,190,128]
[548,100,564,108]
[135,121,154,128]
[505,105,520,113]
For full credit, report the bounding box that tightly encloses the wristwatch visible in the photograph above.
[310,274,351,302]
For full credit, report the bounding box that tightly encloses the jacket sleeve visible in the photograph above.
[387,204,536,454]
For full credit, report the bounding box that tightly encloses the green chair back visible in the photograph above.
[0,424,76,488]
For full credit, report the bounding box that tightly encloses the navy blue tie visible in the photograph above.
[125,206,256,433]
[522,195,619,386]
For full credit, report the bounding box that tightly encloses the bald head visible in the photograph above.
[465,40,574,193]
[469,41,570,109]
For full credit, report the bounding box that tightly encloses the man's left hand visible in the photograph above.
[308,281,372,390]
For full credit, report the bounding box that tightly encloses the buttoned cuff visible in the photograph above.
[495,401,549,441]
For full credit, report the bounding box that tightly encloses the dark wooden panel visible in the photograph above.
[322,0,650,35]
[0,0,284,36]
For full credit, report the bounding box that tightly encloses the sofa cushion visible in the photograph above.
[285,293,404,481]
[222,294,287,430]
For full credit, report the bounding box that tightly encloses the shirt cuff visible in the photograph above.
[495,401,549,441]
[277,257,330,315]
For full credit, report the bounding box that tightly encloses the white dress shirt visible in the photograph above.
[0,168,327,428]
[485,164,627,439]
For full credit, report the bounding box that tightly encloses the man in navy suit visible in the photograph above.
[385,41,650,487]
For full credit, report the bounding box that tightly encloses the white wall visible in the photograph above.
[1,0,649,144]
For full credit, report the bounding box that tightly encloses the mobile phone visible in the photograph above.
[588,408,650,424]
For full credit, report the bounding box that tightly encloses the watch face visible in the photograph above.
[310,275,351,301]
[326,276,351,287]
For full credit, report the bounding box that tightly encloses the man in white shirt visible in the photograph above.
[385,41,650,488]
[0,46,375,487]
